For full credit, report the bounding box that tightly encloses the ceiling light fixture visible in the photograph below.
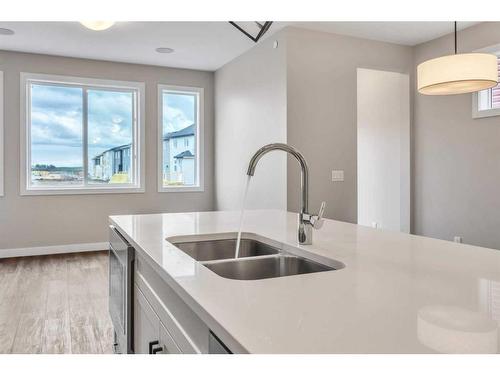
[80,21,115,31]
[417,22,498,95]
[229,21,273,43]
[0,28,14,35]
[155,47,174,54]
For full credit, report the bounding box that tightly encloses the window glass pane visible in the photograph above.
[162,91,197,187]
[87,90,134,184]
[478,56,500,111]
[30,84,83,187]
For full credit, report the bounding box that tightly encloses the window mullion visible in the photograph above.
[83,87,89,187]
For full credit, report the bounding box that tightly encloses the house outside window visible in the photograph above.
[158,85,204,192]
[21,73,145,195]
[473,53,500,118]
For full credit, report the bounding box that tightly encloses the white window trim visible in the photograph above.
[20,72,145,196]
[472,90,500,119]
[157,84,204,193]
[472,46,500,119]
[0,71,4,197]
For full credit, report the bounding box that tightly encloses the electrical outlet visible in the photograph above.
[332,170,344,182]
[453,236,463,243]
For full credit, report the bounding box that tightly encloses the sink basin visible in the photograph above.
[203,255,339,280]
[173,238,280,261]
[171,233,344,280]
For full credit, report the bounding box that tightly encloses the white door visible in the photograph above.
[357,68,410,233]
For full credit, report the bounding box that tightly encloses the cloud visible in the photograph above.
[31,110,82,147]
[162,92,195,135]
[87,90,133,153]
[30,85,134,164]
[29,85,197,167]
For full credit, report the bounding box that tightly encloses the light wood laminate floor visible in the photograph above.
[0,251,113,354]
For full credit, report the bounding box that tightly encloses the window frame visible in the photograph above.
[472,50,500,119]
[20,72,145,195]
[157,84,204,193]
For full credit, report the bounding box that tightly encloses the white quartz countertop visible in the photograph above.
[110,210,500,353]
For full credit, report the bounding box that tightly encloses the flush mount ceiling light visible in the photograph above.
[229,21,273,43]
[417,22,498,95]
[0,28,14,35]
[155,47,174,54]
[80,21,115,31]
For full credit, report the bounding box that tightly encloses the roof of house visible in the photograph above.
[91,123,195,162]
[174,150,194,159]
[164,124,195,140]
[91,143,131,160]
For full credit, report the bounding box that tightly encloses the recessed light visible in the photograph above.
[0,28,14,36]
[80,21,115,31]
[156,47,174,54]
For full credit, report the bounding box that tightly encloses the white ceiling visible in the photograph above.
[0,21,480,71]
[293,22,479,47]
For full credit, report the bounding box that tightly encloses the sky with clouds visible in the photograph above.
[162,92,195,136]
[30,84,195,169]
[31,85,83,167]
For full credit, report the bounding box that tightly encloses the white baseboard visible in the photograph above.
[0,242,108,259]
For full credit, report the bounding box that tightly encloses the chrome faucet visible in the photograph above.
[246,143,326,245]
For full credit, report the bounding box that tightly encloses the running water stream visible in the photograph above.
[234,175,252,258]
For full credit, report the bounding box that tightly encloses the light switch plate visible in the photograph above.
[332,170,344,182]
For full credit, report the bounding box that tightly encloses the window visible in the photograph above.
[21,73,145,195]
[158,85,204,192]
[473,54,500,118]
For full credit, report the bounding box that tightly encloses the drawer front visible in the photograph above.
[134,285,160,354]
[159,321,181,354]
[135,256,208,353]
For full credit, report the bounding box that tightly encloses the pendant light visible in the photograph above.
[80,21,115,31]
[417,22,498,95]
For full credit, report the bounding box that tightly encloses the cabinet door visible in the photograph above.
[159,321,181,354]
[134,284,160,354]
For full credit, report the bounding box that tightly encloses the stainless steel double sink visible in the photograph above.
[170,234,344,280]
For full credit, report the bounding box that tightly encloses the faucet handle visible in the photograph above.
[311,201,326,229]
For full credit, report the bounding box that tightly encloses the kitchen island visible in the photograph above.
[109,209,500,354]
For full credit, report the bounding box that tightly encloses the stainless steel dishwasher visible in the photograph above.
[109,225,135,354]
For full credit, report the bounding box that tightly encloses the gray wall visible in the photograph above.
[214,31,287,211]
[413,22,500,249]
[286,27,414,223]
[0,50,214,249]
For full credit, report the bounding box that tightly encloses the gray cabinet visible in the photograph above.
[134,284,180,354]
[159,321,181,354]
[134,284,160,354]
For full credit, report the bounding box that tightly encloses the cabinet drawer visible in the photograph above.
[135,255,208,353]
[134,284,160,354]
[159,321,181,354]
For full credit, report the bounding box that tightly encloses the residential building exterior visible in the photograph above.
[89,124,195,185]
[91,144,131,182]
[162,124,195,185]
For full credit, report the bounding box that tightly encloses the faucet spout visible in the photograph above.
[247,143,309,213]
[247,143,325,244]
